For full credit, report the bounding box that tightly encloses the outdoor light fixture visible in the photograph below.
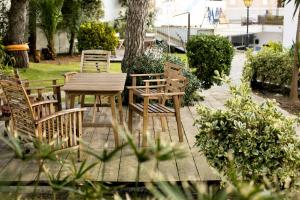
[243,0,253,8]
[243,0,253,48]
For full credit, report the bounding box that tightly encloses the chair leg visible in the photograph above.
[80,95,85,108]
[173,96,183,142]
[128,108,133,134]
[142,97,149,147]
[92,97,97,123]
[110,96,119,147]
[77,146,81,162]
[142,115,149,147]
[160,117,168,132]
[117,94,124,125]
[159,98,167,132]
[97,95,101,112]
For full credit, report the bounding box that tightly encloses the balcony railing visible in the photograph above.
[257,15,284,25]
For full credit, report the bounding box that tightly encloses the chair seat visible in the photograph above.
[134,88,160,99]
[130,103,175,116]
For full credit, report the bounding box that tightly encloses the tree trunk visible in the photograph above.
[48,36,56,60]
[289,10,300,104]
[68,31,76,55]
[5,0,29,68]
[28,0,37,55]
[121,0,150,72]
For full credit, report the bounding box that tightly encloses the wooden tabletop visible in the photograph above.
[62,73,127,92]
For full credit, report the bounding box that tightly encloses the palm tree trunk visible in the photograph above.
[289,10,300,104]
[121,0,150,72]
[48,36,56,60]
[5,0,29,68]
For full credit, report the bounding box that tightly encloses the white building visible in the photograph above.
[154,0,285,50]
[283,0,299,48]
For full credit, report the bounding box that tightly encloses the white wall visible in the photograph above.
[283,0,298,48]
[254,32,283,47]
[102,0,123,22]
[36,28,71,54]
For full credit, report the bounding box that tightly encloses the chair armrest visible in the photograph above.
[130,73,164,77]
[31,100,58,107]
[23,79,60,83]
[140,92,185,97]
[63,72,78,78]
[36,108,87,124]
[25,86,46,91]
[142,79,166,83]
[127,85,166,89]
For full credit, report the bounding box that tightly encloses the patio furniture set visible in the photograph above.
[0,50,187,160]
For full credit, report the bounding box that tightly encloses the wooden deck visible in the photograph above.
[0,106,219,185]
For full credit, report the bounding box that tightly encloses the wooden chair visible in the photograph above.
[0,75,85,160]
[128,62,187,147]
[130,62,183,101]
[80,50,111,73]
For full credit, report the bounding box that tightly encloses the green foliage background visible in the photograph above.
[243,44,293,86]
[186,34,234,89]
[36,0,64,52]
[77,21,118,51]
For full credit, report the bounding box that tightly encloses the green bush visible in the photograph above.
[125,52,201,106]
[243,48,293,86]
[262,41,283,52]
[195,74,300,186]
[186,34,234,89]
[0,38,10,69]
[77,21,118,51]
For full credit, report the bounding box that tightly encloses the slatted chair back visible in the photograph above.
[164,62,182,79]
[0,77,36,138]
[80,50,111,73]
[164,75,187,93]
[163,62,187,93]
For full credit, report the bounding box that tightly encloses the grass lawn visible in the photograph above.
[18,53,187,85]
[19,62,122,85]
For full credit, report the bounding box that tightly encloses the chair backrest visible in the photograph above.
[163,62,187,93]
[164,62,182,79]
[0,76,36,138]
[80,50,111,73]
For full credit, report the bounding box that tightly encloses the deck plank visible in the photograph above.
[139,117,157,182]
[118,112,139,182]
[167,115,200,181]
[184,106,219,181]
[154,117,179,182]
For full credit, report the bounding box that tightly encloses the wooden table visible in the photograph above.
[61,73,127,146]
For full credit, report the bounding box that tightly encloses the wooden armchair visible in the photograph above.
[128,62,187,147]
[0,75,85,160]
[130,62,182,100]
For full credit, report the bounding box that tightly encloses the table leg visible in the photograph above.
[65,93,70,109]
[110,96,119,147]
[117,93,124,126]
[70,95,75,109]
